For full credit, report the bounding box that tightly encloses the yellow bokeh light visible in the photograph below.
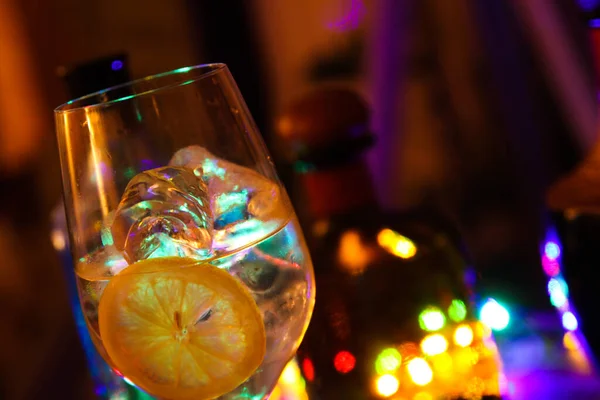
[269,385,282,399]
[420,334,448,356]
[377,228,417,259]
[407,358,433,386]
[50,229,66,251]
[375,374,400,397]
[563,331,581,351]
[312,220,330,238]
[414,392,433,400]
[272,359,309,400]
[338,230,374,274]
[454,324,474,347]
[454,347,479,374]
[280,360,301,385]
[431,352,453,380]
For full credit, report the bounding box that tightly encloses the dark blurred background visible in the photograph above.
[1,0,599,398]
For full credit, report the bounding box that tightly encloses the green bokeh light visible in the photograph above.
[419,306,446,332]
[375,347,402,374]
[124,167,136,180]
[448,299,467,322]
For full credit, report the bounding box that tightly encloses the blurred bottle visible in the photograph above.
[275,88,504,399]
[52,54,155,400]
[546,5,600,360]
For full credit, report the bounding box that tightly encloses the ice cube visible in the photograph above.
[111,166,213,263]
[169,146,287,252]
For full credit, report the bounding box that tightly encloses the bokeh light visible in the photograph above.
[420,334,448,356]
[473,321,492,340]
[334,351,356,374]
[399,342,420,359]
[111,60,124,71]
[544,241,561,260]
[448,299,467,322]
[109,390,128,400]
[454,347,479,374]
[375,348,402,374]
[338,230,373,273]
[414,392,434,400]
[548,278,569,308]
[272,359,309,400]
[542,256,560,277]
[377,228,417,259]
[454,324,474,347]
[419,307,446,331]
[563,331,581,351]
[280,361,301,385]
[407,358,433,386]
[479,299,510,331]
[431,352,453,378]
[50,229,66,251]
[375,374,400,397]
[301,358,315,382]
[562,312,578,331]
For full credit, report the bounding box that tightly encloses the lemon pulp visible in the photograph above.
[98,257,266,400]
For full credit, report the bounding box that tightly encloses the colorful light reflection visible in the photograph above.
[541,228,584,343]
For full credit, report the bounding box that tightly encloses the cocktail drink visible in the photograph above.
[55,64,315,400]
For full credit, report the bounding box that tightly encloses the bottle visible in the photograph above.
[545,7,600,360]
[275,88,504,399]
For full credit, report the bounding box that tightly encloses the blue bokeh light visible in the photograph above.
[111,60,124,71]
[548,278,568,308]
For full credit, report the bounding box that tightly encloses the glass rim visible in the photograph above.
[54,63,227,114]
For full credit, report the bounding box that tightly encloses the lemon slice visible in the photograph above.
[98,257,266,400]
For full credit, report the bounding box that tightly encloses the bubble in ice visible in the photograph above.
[169,146,287,251]
[111,166,213,263]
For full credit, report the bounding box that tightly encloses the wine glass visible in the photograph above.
[55,64,315,400]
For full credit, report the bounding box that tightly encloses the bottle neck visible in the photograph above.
[299,161,378,219]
